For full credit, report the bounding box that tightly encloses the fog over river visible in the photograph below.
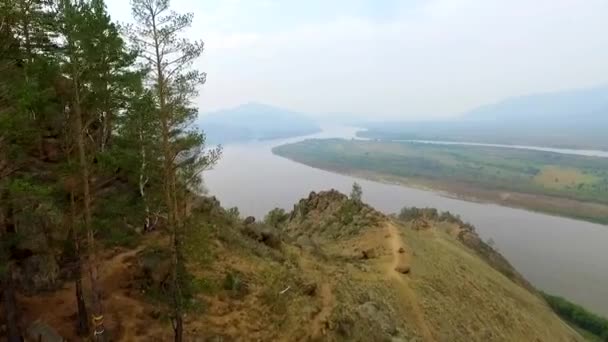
[204,126,608,315]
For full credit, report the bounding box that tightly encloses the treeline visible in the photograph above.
[542,293,608,341]
[0,0,219,340]
[398,206,474,229]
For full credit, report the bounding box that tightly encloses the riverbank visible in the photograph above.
[323,168,608,225]
[272,139,608,225]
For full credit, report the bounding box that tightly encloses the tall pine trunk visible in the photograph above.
[70,191,89,336]
[72,75,106,341]
[151,14,183,341]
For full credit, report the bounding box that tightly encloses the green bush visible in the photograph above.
[264,208,289,228]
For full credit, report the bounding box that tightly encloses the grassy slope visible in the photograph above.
[273,139,608,224]
[18,192,584,341]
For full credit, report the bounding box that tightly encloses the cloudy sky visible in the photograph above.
[105,0,608,120]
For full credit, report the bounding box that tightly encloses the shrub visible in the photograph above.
[350,182,363,202]
[265,208,289,228]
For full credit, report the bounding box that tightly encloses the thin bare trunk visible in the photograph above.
[138,126,150,231]
[70,191,89,336]
[72,73,106,341]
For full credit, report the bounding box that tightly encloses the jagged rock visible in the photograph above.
[26,320,64,342]
[287,190,384,239]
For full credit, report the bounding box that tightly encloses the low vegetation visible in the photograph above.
[542,292,608,341]
[273,139,608,223]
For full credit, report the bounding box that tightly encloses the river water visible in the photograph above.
[204,126,608,316]
[400,139,608,158]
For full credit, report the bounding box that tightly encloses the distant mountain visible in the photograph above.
[198,102,321,144]
[463,85,608,125]
[360,85,608,149]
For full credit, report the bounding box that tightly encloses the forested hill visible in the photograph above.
[0,0,219,340]
[359,85,608,149]
[198,102,321,144]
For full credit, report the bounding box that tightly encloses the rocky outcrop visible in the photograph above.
[286,190,383,239]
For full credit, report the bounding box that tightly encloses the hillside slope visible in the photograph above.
[17,191,582,341]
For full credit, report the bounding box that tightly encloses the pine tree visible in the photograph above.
[81,0,137,152]
[1,2,58,340]
[128,0,220,339]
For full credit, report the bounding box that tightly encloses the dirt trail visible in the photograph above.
[384,222,434,341]
[310,283,336,340]
[20,244,157,341]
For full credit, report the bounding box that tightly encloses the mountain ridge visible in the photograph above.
[198,102,321,144]
[359,84,608,149]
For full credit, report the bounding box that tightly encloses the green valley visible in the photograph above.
[273,139,608,224]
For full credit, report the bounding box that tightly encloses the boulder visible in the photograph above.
[394,265,410,274]
[243,216,256,225]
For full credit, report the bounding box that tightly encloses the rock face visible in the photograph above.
[286,190,383,239]
[243,216,256,225]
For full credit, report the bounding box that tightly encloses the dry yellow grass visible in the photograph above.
[534,165,597,189]
[19,193,585,341]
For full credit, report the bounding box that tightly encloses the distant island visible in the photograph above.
[359,85,608,150]
[198,102,321,144]
[273,138,608,224]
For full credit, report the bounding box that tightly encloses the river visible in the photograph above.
[204,126,608,316]
[399,139,608,158]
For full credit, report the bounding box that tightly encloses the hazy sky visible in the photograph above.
[105,0,608,120]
